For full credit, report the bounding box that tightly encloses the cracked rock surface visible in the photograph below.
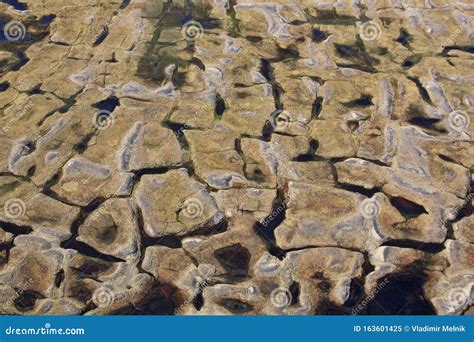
[0,0,472,315]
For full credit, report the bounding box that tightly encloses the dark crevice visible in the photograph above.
[14,291,44,312]
[284,245,362,254]
[441,45,474,55]
[226,0,240,37]
[39,14,56,26]
[367,271,436,315]
[192,291,204,311]
[346,278,365,309]
[260,59,272,82]
[162,121,189,149]
[133,165,187,179]
[27,83,45,95]
[214,93,226,118]
[93,96,120,113]
[407,76,432,105]
[409,117,442,130]
[337,183,381,198]
[73,132,95,154]
[63,240,124,263]
[335,41,378,73]
[311,28,328,42]
[309,9,358,26]
[190,57,205,70]
[60,198,106,250]
[311,97,323,119]
[184,217,228,237]
[92,26,109,47]
[71,258,114,281]
[343,94,373,108]
[452,194,473,222]
[1,0,28,11]
[402,55,422,68]
[55,269,65,288]
[270,47,300,63]
[214,243,250,278]
[406,105,445,133]
[142,235,182,249]
[26,165,36,177]
[218,298,253,314]
[36,89,83,127]
[119,0,131,9]
[245,36,262,43]
[289,281,300,306]
[381,240,444,253]
[259,59,282,110]
[253,188,286,260]
[390,197,428,218]
[0,81,10,92]
[116,283,183,315]
[261,121,274,142]
[11,51,29,72]
[395,28,412,48]
[0,221,32,235]
[293,139,320,162]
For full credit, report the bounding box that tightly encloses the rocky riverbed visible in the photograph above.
[0,0,472,315]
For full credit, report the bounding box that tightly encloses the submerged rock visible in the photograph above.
[0,0,471,316]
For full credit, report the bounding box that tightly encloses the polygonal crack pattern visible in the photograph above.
[0,0,472,316]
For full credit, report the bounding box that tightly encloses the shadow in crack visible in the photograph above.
[366,272,435,315]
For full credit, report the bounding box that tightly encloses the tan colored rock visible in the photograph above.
[135,169,221,237]
[78,199,140,259]
[52,157,133,206]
